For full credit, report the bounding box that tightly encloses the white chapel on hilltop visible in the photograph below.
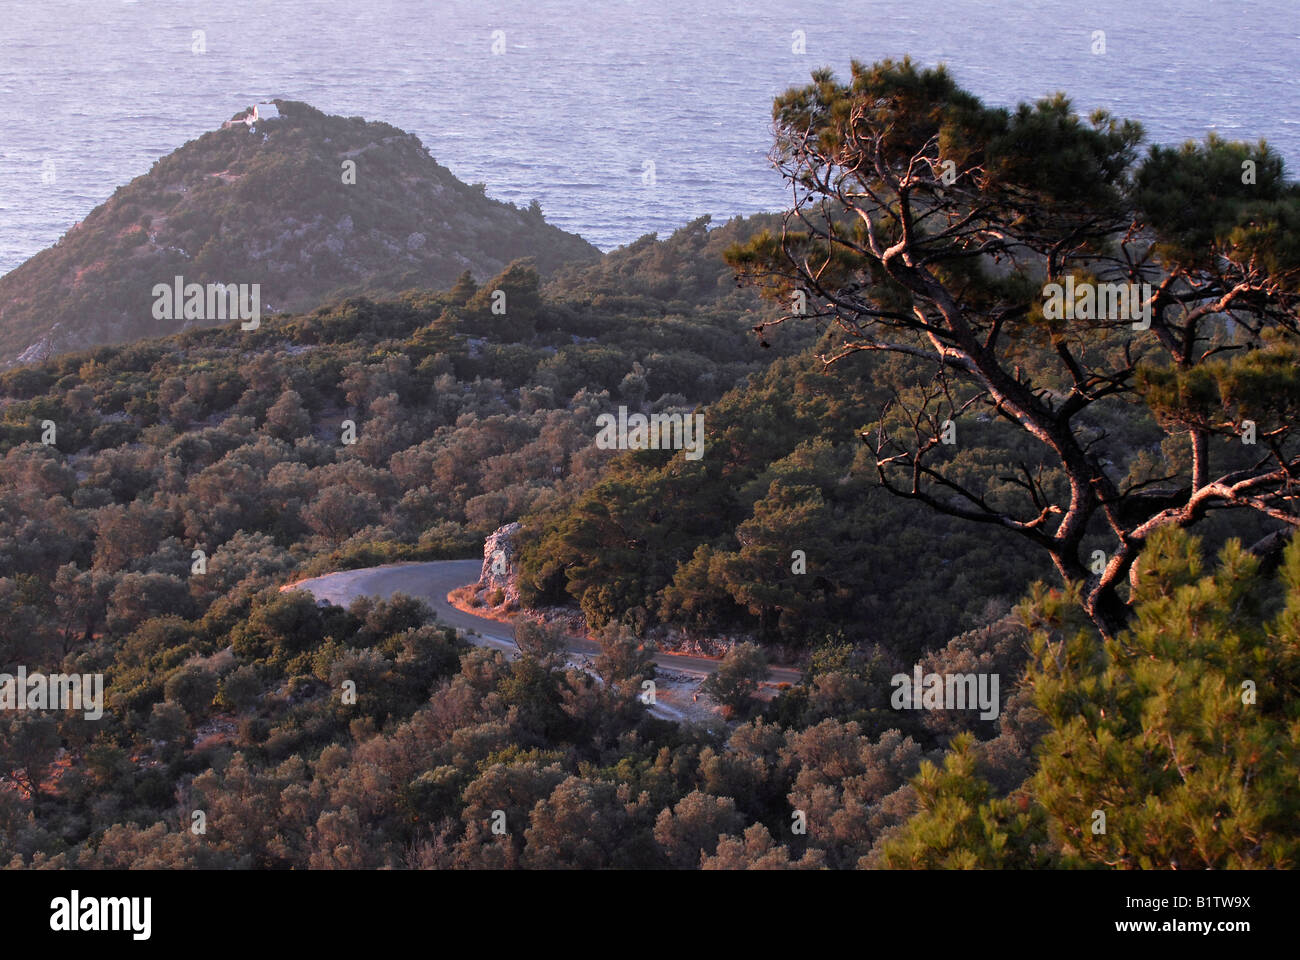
[223,103,282,129]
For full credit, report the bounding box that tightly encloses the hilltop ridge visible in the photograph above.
[0,100,599,366]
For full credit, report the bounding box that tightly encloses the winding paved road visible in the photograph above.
[283,559,802,687]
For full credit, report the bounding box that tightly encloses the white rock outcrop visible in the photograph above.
[480,521,522,605]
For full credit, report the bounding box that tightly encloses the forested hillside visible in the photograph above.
[0,100,598,366]
[517,347,1056,660]
[2,60,1299,871]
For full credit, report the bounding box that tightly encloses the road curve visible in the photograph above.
[282,559,802,685]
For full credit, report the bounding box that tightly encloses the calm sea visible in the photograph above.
[0,0,1297,275]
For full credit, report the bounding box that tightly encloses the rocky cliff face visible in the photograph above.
[479,521,522,605]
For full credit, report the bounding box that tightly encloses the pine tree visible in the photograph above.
[1029,528,1300,868]
[877,733,1055,868]
[729,57,1300,638]
[884,529,1300,869]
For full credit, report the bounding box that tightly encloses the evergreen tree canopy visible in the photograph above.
[728,57,1300,638]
